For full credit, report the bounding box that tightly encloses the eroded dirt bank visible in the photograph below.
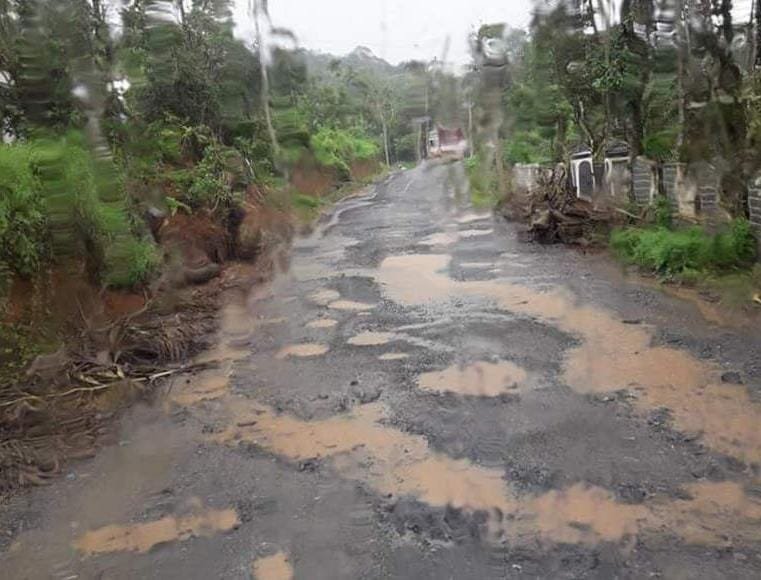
[3,162,761,579]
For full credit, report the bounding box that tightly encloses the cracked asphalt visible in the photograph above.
[4,160,761,579]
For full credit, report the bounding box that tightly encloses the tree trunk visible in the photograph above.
[381,114,390,166]
[415,121,422,162]
[252,0,279,163]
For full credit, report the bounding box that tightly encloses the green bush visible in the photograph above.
[181,144,245,210]
[642,129,677,162]
[611,219,757,277]
[653,196,673,229]
[503,131,552,165]
[465,152,500,208]
[0,144,46,277]
[310,127,379,178]
[0,134,159,289]
[394,133,419,162]
[104,238,160,288]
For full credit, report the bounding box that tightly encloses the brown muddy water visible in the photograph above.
[153,246,761,551]
[252,551,294,580]
[12,168,761,578]
[374,253,761,465]
[74,506,240,555]
[328,300,376,311]
[135,244,761,555]
[196,381,761,548]
[306,318,339,329]
[347,331,400,346]
[417,360,527,396]
[275,344,330,359]
[378,353,410,361]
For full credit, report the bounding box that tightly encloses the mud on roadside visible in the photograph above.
[0,165,400,507]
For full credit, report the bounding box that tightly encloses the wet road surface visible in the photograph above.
[4,161,761,578]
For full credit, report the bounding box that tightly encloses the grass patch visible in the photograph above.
[611,219,757,279]
[290,192,324,222]
[264,165,388,226]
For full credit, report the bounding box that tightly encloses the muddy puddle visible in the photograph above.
[205,392,761,548]
[378,353,410,361]
[456,212,489,224]
[213,401,514,513]
[376,255,453,304]
[375,253,761,465]
[170,300,260,405]
[648,480,761,546]
[520,483,646,545]
[159,248,761,553]
[347,331,400,346]
[276,344,329,359]
[308,287,376,312]
[459,229,494,238]
[74,506,239,555]
[307,318,338,329]
[309,288,341,306]
[419,232,458,246]
[637,277,750,328]
[253,551,294,580]
[170,369,232,406]
[171,283,761,550]
[328,300,376,311]
[459,262,495,269]
[418,360,526,396]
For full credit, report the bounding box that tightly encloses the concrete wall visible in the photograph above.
[632,157,657,205]
[749,177,761,256]
[663,163,697,218]
[603,158,631,200]
[634,159,719,220]
[690,162,720,216]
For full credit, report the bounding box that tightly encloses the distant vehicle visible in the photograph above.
[428,126,467,160]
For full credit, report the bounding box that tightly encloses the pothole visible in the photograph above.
[417,360,527,396]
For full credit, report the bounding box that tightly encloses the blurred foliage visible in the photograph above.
[393,132,419,163]
[465,151,501,209]
[0,133,158,290]
[0,144,45,277]
[311,127,379,179]
[473,1,761,222]
[503,130,552,165]
[0,0,444,307]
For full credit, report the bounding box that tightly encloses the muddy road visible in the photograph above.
[4,161,761,579]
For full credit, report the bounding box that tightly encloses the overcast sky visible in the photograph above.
[233,0,534,65]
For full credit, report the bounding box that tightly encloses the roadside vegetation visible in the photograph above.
[611,219,757,280]
[465,154,501,209]
[0,0,452,369]
[465,3,761,301]
[0,0,463,492]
